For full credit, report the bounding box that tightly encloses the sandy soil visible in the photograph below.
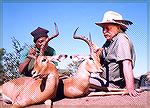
[0,91,149,108]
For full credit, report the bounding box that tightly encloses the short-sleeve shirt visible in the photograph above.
[102,32,136,82]
[19,45,57,76]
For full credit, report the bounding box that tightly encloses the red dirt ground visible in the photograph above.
[0,91,149,108]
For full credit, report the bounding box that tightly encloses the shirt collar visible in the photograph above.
[34,46,49,56]
[111,32,124,42]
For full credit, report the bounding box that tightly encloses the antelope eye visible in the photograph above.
[42,59,46,62]
[89,57,93,60]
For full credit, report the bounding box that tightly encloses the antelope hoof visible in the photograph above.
[44,99,52,105]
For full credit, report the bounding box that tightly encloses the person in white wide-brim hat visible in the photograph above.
[95,10,133,31]
[90,11,140,97]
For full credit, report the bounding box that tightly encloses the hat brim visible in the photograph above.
[95,21,128,29]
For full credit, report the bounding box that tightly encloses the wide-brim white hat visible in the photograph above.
[95,11,133,29]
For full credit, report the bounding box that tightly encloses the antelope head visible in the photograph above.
[32,54,68,78]
[29,22,68,78]
[72,27,103,73]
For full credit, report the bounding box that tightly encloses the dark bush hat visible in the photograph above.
[31,27,49,43]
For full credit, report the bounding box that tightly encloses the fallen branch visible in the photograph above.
[88,88,142,96]
[88,91,127,96]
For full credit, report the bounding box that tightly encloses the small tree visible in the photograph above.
[2,37,29,82]
[0,48,4,84]
[67,60,83,76]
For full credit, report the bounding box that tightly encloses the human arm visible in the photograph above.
[122,59,139,97]
[18,47,36,74]
[18,57,31,74]
[114,33,138,96]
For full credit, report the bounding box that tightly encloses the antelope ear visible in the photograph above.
[51,54,68,62]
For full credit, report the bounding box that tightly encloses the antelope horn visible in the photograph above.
[40,22,59,55]
[47,22,59,41]
[73,27,93,53]
[89,32,92,43]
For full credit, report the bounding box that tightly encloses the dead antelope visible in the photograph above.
[1,55,67,107]
[63,27,103,98]
[1,23,68,107]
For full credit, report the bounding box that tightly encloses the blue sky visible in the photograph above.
[2,2,149,77]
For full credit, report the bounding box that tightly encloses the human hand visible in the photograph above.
[40,44,47,55]
[91,44,99,52]
[91,44,103,57]
[122,89,140,97]
[27,47,36,58]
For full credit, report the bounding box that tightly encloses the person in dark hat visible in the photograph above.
[90,11,139,97]
[18,27,57,77]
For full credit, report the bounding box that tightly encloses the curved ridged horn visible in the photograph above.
[40,22,59,55]
[73,27,93,53]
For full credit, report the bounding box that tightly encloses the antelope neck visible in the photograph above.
[77,69,91,80]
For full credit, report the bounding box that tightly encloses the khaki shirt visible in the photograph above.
[102,32,136,82]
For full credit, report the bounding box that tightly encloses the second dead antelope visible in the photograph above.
[63,27,103,98]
